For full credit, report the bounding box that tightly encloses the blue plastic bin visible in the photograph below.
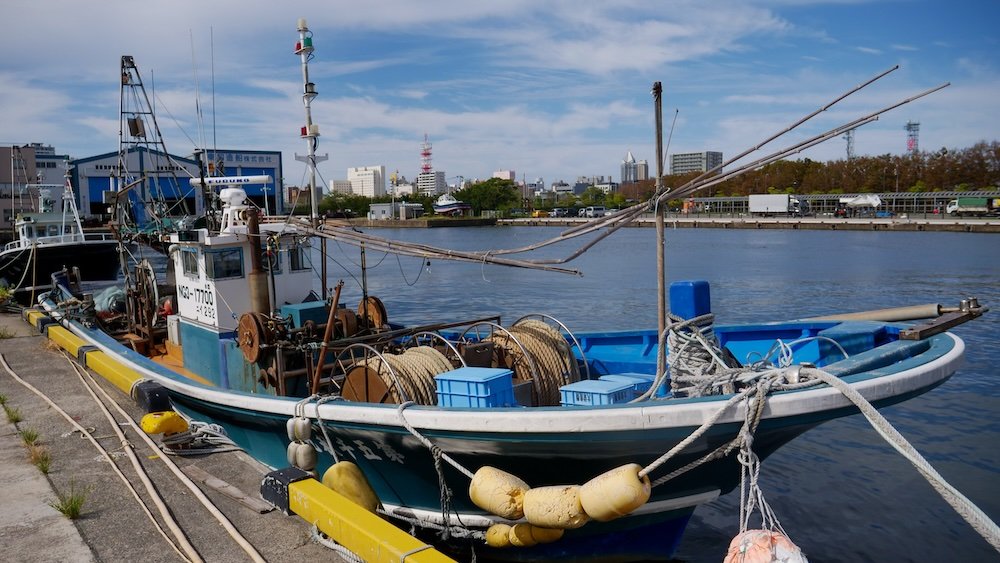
[559,380,634,406]
[435,367,515,408]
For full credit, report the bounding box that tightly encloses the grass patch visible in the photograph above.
[0,326,15,339]
[0,394,7,405]
[29,445,51,474]
[49,482,86,520]
[19,427,39,446]
[3,404,22,424]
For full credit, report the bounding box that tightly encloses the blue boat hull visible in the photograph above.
[38,301,964,562]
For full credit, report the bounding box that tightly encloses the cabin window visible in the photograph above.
[24,226,33,238]
[206,248,244,279]
[47,225,59,236]
[180,248,200,278]
[64,225,73,235]
[289,244,310,271]
[262,247,281,274]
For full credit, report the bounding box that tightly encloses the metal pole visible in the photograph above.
[653,82,667,379]
[294,19,329,298]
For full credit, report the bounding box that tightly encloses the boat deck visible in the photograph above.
[147,340,215,387]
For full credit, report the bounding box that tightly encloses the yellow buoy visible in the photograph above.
[469,466,530,520]
[579,463,651,522]
[507,523,538,547]
[485,524,513,548]
[321,461,380,513]
[139,411,189,435]
[529,525,565,544]
[521,485,589,529]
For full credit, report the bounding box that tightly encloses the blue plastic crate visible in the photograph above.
[435,367,515,408]
[559,380,634,406]
[600,373,670,398]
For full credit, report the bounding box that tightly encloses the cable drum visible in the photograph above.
[489,319,578,407]
[345,346,452,405]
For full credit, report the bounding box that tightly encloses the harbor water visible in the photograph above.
[328,225,999,562]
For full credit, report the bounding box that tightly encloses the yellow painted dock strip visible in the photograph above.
[78,349,143,396]
[288,478,456,563]
[46,325,88,358]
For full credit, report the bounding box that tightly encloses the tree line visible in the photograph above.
[296,141,998,216]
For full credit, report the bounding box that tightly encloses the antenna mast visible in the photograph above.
[904,121,920,155]
[293,18,328,227]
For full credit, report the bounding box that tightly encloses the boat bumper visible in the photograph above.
[261,467,456,563]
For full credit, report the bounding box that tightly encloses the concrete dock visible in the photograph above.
[0,311,345,562]
[498,215,1000,233]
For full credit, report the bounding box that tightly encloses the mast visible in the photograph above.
[293,18,329,297]
[293,19,328,227]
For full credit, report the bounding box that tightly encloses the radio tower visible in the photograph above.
[843,128,855,160]
[420,133,433,174]
[904,121,920,155]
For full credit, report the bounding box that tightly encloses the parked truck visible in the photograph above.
[945,197,999,217]
[748,194,807,216]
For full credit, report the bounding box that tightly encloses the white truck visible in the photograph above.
[748,194,805,216]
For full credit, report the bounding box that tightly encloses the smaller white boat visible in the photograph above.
[0,173,120,304]
[432,193,472,216]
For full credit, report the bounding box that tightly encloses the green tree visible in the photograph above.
[580,187,605,206]
[453,178,520,215]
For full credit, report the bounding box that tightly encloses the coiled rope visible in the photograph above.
[487,319,576,406]
[356,346,452,405]
[159,420,242,455]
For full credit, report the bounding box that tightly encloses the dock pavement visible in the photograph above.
[0,310,346,562]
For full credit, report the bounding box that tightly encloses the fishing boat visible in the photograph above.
[30,21,995,563]
[33,200,981,560]
[433,193,472,216]
[0,172,120,304]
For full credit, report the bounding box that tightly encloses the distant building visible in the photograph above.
[595,181,620,194]
[493,170,516,181]
[525,178,545,197]
[551,180,572,194]
[636,159,649,181]
[72,148,200,219]
[328,179,352,195]
[0,145,43,232]
[347,165,386,197]
[369,201,424,220]
[417,171,446,196]
[670,151,723,175]
[393,183,415,196]
[621,151,642,184]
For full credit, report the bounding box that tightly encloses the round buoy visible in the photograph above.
[485,524,512,548]
[321,461,380,512]
[521,485,589,529]
[468,466,530,520]
[579,463,651,522]
[723,529,808,563]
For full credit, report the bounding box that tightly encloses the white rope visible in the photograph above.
[64,358,204,562]
[396,402,474,480]
[0,353,198,563]
[803,367,1000,553]
[309,525,365,563]
[66,357,267,562]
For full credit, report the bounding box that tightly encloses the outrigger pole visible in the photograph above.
[652,82,667,380]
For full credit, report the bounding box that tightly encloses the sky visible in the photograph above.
[1,0,998,189]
